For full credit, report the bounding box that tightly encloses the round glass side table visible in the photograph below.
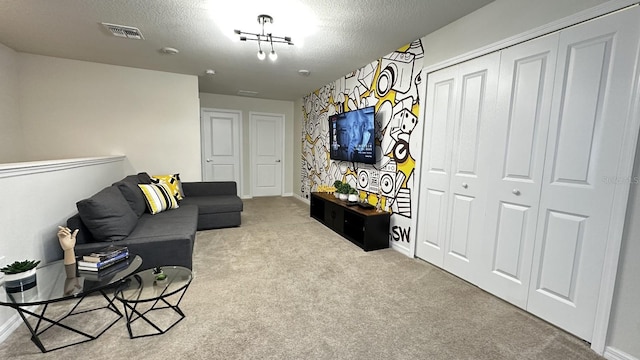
[115,266,192,339]
[0,255,142,352]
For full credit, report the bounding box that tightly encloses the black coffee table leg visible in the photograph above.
[12,293,123,352]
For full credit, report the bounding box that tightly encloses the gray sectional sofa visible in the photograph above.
[67,173,243,270]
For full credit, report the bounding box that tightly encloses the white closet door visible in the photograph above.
[480,34,559,307]
[443,53,499,283]
[415,66,458,266]
[527,7,640,341]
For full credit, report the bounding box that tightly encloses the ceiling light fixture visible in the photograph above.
[234,14,293,61]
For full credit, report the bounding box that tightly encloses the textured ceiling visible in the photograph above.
[0,0,493,101]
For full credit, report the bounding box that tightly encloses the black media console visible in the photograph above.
[310,192,390,251]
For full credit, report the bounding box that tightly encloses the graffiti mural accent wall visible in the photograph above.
[300,40,424,254]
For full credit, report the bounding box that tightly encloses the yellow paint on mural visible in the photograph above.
[396,43,411,52]
[302,41,423,213]
[305,133,315,145]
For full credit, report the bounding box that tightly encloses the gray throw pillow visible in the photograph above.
[77,186,138,242]
[137,172,153,184]
[114,177,147,217]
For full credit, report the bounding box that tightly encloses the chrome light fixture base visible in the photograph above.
[234,14,293,61]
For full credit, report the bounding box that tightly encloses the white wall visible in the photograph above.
[420,0,611,69]
[199,93,295,197]
[17,54,202,181]
[418,0,637,358]
[0,156,125,342]
[0,43,23,162]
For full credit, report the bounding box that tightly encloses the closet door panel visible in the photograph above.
[481,34,559,306]
[528,7,640,341]
[448,194,474,260]
[415,66,458,266]
[443,53,499,283]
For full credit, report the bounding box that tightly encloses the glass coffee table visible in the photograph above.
[0,255,142,353]
[115,266,192,339]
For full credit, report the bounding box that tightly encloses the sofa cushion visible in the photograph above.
[137,172,153,184]
[180,195,243,214]
[127,204,198,241]
[138,183,179,214]
[113,175,147,217]
[152,174,184,200]
[76,186,138,242]
[182,181,237,197]
[67,213,94,244]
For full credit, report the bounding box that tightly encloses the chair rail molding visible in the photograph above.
[0,156,125,179]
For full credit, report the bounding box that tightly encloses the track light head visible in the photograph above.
[257,50,266,60]
[269,50,277,61]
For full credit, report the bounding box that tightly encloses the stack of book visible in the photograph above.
[77,245,129,272]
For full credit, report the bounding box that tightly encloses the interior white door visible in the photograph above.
[480,33,559,307]
[442,53,499,283]
[251,112,283,197]
[416,53,499,281]
[415,66,458,267]
[201,109,241,188]
[527,7,640,341]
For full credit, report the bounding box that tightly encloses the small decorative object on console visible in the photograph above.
[357,202,375,210]
[317,184,336,194]
[335,182,351,201]
[332,180,343,198]
[348,187,359,202]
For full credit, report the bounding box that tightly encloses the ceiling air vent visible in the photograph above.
[237,90,259,97]
[101,23,144,40]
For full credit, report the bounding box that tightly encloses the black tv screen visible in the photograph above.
[329,106,376,164]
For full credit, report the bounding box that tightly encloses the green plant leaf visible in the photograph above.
[0,259,40,274]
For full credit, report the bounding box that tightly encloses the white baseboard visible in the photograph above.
[242,194,301,200]
[390,242,412,258]
[293,193,310,204]
[605,347,639,360]
[0,314,21,344]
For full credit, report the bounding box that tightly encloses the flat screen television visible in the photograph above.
[329,106,376,164]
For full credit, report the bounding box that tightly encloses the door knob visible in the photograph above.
[275,159,281,163]
[512,189,521,195]
[206,159,212,163]
[462,183,468,189]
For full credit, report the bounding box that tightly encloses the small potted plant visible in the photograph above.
[348,187,359,202]
[1,259,40,293]
[152,266,167,285]
[337,183,350,201]
[332,180,343,198]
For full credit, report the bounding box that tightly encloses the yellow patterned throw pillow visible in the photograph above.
[138,183,179,214]
[152,174,184,200]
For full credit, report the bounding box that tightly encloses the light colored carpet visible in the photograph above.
[0,196,604,359]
